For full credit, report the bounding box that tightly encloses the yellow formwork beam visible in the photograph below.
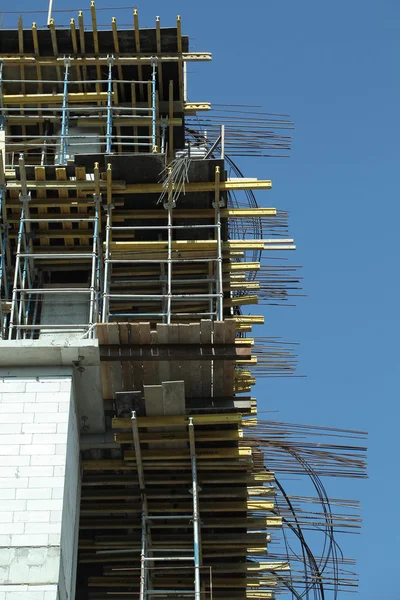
[3,92,111,105]
[112,413,241,429]
[123,447,252,461]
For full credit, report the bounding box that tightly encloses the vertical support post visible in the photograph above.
[164,168,175,324]
[131,411,148,600]
[151,57,158,152]
[9,198,29,340]
[213,167,224,320]
[106,55,114,153]
[47,0,54,27]
[188,418,201,600]
[0,60,5,131]
[59,57,70,165]
[89,195,101,335]
[102,204,113,323]
[220,124,225,160]
[168,80,174,162]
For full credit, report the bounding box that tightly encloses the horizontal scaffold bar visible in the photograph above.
[5,179,272,193]
[0,52,212,66]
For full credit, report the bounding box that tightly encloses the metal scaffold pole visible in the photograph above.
[151,57,158,152]
[59,57,70,164]
[188,417,201,600]
[213,166,224,321]
[106,55,114,153]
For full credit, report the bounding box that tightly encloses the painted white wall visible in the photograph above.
[0,375,80,600]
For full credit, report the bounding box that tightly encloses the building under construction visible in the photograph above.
[0,5,367,600]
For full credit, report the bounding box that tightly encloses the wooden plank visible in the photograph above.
[139,322,156,385]
[56,167,74,246]
[156,323,170,384]
[223,319,236,396]
[107,323,123,396]
[176,323,192,395]
[213,321,224,397]
[96,324,113,400]
[162,380,185,415]
[200,320,212,397]
[143,385,163,416]
[129,323,143,391]
[118,323,132,391]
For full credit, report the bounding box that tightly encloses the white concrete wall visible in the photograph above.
[0,375,80,600]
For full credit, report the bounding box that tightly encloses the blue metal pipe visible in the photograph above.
[59,59,70,164]
[151,57,157,152]
[106,56,114,153]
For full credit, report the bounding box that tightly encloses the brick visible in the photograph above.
[0,513,13,523]
[0,424,22,434]
[5,591,45,600]
[33,413,68,424]
[0,404,24,414]
[0,523,24,535]
[35,392,71,403]
[27,499,62,511]
[48,533,61,545]
[13,511,50,523]
[24,522,60,534]
[0,478,28,489]
[59,380,72,392]
[58,403,69,413]
[30,455,65,467]
[0,446,20,456]
[0,535,11,546]
[53,466,65,477]
[0,393,36,403]
[49,511,62,523]
[0,490,16,500]
[55,444,67,455]
[0,434,32,445]
[19,466,53,477]
[17,488,52,500]
[51,488,63,499]
[56,423,67,434]
[22,424,57,434]
[24,404,58,414]
[26,381,61,393]
[11,533,48,546]
[20,445,55,456]
[0,413,34,424]
[0,500,26,512]
[0,381,26,392]
[0,455,30,468]
[28,477,64,489]
[32,434,66,445]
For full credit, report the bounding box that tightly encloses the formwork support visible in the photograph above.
[213,166,224,320]
[59,57,71,164]
[106,55,114,153]
[189,417,201,600]
[151,57,158,152]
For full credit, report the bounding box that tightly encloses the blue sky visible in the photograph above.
[3,0,400,596]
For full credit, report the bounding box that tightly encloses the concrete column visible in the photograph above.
[0,373,80,600]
